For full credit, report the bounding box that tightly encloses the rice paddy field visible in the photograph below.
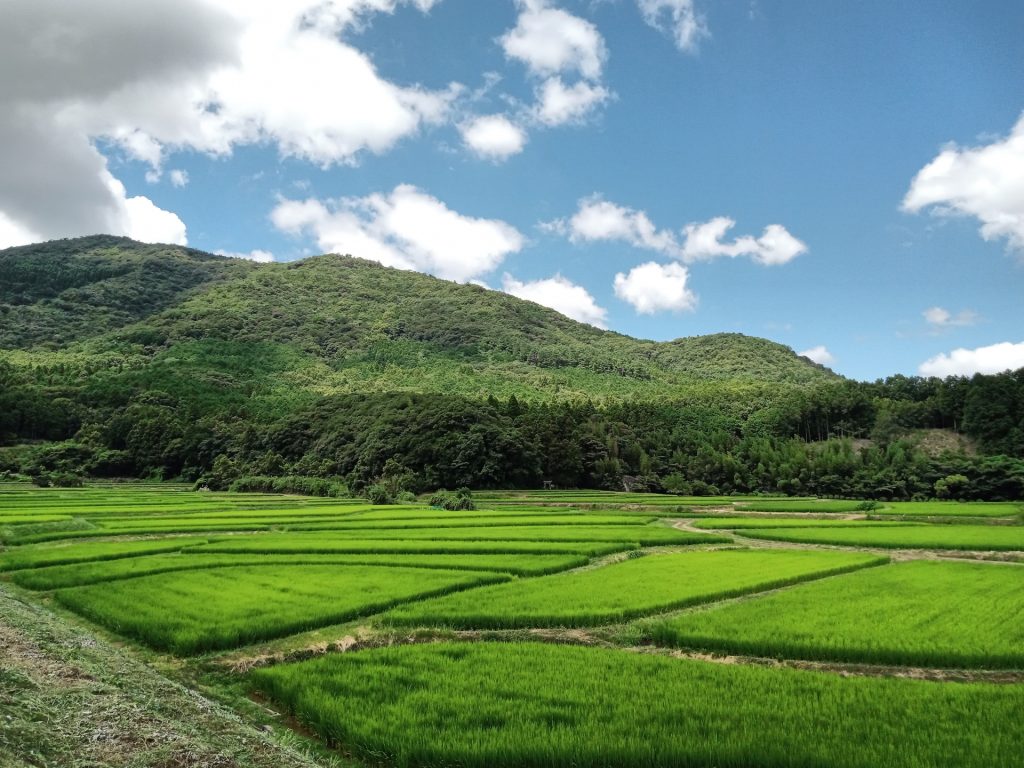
[2,483,1023,767]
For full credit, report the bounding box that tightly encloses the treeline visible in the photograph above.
[2,368,1023,500]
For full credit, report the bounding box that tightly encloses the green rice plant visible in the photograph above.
[221,524,723,545]
[737,524,1024,551]
[877,501,1022,518]
[12,552,588,590]
[291,514,653,531]
[691,517,925,529]
[654,560,1024,668]
[55,565,509,654]
[384,549,884,629]
[735,500,876,513]
[0,537,210,571]
[191,535,632,557]
[251,642,1024,768]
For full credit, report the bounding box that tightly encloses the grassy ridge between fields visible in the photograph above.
[654,560,1024,669]
[251,642,1024,768]
[384,549,885,629]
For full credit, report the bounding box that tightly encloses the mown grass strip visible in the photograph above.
[55,565,509,654]
[12,552,587,590]
[251,642,1024,768]
[655,560,1024,669]
[737,524,1024,551]
[384,549,884,629]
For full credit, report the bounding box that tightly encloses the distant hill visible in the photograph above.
[0,237,836,401]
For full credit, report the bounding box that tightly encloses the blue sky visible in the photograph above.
[3,1,1024,381]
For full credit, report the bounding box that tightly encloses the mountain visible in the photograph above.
[1,237,1020,499]
[0,236,836,402]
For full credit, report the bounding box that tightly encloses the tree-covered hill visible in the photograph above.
[1,237,1021,500]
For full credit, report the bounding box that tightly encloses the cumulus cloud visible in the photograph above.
[272,184,524,283]
[500,0,606,80]
[169,169,190,188]
[799,345,835,367]
[502,272,608,327]
[636,0,709,53]
[554,197,679,254]
[613,261,696,314]
[923,306,979,329]
[0,0,456,248]
[549,198,806,266]
[215,248,274,263]
[919,341,1024,377]
[681,216,807,265]
[460,115,527,161]
[903,114,1024,252]
[500,1,611,128]
[533,78,610,126]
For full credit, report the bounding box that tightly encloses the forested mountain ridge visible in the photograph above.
[1,237,1022,500]
[0,236,834,394]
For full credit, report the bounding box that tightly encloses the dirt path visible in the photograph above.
[0,586,332,768]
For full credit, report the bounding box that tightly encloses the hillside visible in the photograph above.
[1,236,1019,498]
[0,237,835,402]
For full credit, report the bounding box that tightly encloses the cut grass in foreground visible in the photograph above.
[654,560,1024,669]
[384,549,884,629]
[252,642,1024,768]
[738,524,1024,551]
[55,564,508,654]
[12,552,587,590]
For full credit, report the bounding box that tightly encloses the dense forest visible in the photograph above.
[1,236,1022,500]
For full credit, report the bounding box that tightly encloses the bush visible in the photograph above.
[365,483,396,505]
[855,500,882,512]
[228,475,349,497]
[428,489,477,511]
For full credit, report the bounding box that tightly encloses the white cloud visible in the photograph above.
[682,216,807,265]
[550,198,806,266]
[500,0,606,80]
[0,0,457,248]
[533,77,610,126]
[556,197,679,254]
[919,341,1024,377]
[169,169,190,188]
[923,306,979,329]
[460,115,526,161]
[903,113,1024,252]
[272,184,524,283]
[0,211,41,249]
[799,345,835,367]
[637,0,709,53]
[613,261,696,314]
[500,1,611,128]
[215,248,274,263]
[502,272,608,327]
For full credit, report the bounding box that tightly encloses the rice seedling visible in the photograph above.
[55,565,509,654]
[251,642,1024,768]
[691,517,925,529]
[736,524,1024,551]
[0,537,210,571]
[384,549,884,629]
[654,560,1024,668]
[12,552,587,590]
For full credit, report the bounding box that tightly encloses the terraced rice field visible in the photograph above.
[251,642,1024,768]
[55,564,510,654]
[655,560,1024,668]
[736,524,1024,550]
[2,484,1022,767]
[384,549,884,629]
